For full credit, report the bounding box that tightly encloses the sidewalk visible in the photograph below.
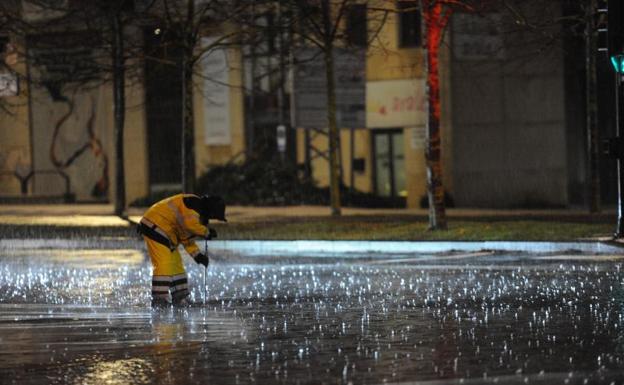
[0,203,617,224]
[0,203,622,254]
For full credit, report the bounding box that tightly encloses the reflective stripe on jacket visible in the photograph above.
[140,194,209,257]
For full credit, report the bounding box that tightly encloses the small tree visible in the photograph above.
[145,0,245,193]
[108,1,129,217]
[279,0,386,215]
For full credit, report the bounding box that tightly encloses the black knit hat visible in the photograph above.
[183,194,227,222]
[199,195,227,222]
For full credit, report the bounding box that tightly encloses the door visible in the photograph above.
[373,129,406,199]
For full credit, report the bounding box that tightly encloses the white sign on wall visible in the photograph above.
[201,37,231,145]
[366,79,426,128]
[410,126,426,149]
[0,73,18,97]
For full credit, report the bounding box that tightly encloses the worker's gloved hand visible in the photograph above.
[194,253,209,267]
[207,228,217,240]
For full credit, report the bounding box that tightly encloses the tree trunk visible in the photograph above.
[112,12,126,217]
[423,0,447,230]
[181,0,196,193]
[323,0,341,216]
[181,50,196,193]
[586,0,601,213]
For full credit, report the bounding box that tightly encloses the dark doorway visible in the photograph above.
[144,27,182,192]
[372,129,406,199]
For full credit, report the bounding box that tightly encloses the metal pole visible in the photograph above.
[112,12,126,215]
[586,0,601,213]
[304,129,311,179]
[349,127,355,203]
[615,71,624,238]
[181,49,187,192]
[203,238,208,306]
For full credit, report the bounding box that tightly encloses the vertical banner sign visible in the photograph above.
[292,48,365,129]
[201,37,231,145]
[334,49,366,128]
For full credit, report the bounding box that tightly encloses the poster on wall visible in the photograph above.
[27,33,109,201]
[410,126,426,149]
[366,79,426,128]
[201,37,231,145]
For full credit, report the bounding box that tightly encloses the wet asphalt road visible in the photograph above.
[1,241,624,384]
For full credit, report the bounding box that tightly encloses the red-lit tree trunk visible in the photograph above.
[421,0,449,230]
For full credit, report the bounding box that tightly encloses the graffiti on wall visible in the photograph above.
[28,33,110,201]
[49,96,109,198]
[366,79,426,128]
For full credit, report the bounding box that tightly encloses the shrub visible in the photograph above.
[131,154,406,208]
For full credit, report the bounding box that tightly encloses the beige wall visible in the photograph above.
[344,129,373,193]
[0,91,31,195]
[366,3,424,81]
[405,127,426,208]
[0,38,30,196]
[296,128,372,192]
[123,74,149,204]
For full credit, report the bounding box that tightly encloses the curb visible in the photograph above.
[206,240,624,257]
[2,239,623,256]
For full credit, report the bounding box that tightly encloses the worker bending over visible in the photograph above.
[138,193,226,307]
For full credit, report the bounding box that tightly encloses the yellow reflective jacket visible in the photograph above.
[141,193,209,257]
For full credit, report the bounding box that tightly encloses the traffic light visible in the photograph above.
[607,0,624,72]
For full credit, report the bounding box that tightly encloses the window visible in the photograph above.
[257,11,277,55]
[398,1,421,48]
[345,4,367,47]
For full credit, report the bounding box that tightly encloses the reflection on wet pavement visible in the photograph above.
[1,243,624,384]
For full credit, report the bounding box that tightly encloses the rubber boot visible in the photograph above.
[151,297,171,308]
[172,293,191,307]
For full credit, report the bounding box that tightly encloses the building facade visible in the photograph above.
[0,1,596,209]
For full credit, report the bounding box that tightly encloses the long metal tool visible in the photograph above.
[204,238,208,306]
